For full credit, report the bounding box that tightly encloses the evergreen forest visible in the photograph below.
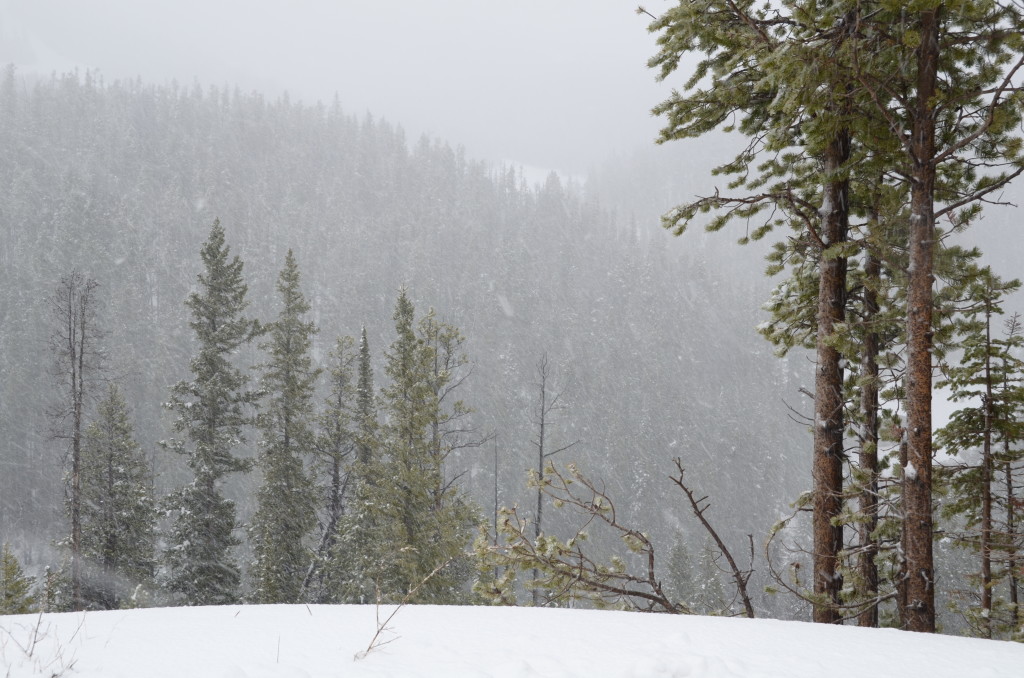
[3,0,1024,643]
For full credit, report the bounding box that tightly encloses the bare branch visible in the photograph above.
[670,459,755,618]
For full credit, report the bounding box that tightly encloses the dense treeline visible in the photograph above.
[0,69,803,612]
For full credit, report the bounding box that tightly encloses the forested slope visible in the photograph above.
[0,69,807,609]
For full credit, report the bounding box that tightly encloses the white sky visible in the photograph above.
[0,0,676,175]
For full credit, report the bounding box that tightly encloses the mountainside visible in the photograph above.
[0,69,808,612]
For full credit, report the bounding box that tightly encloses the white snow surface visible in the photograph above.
[2,604,1023,678]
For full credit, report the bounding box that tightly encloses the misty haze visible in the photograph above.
[2,2,1024,676]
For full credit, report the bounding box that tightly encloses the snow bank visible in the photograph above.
[2,604,1022,677]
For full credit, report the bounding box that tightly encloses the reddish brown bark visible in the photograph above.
[812,132,849,624]
[903,7,939,634]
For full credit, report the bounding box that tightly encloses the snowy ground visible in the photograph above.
[2,604,1022,677]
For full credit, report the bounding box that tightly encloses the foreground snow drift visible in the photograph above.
[2,604,1022,677]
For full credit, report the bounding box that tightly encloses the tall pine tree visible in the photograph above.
[164,219,260,606]
[303,335,356,602]
[337,290,479,603]
[249,250,319,604]
[327,327,379,603]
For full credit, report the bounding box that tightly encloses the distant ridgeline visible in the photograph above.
[0,68,804,608]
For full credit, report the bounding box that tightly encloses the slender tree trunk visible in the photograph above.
[981,309,994,637]
[70,325,83,611]
[898,434,910,628]
[858,250,881,627]
[903,8,940,633]
[533,369,546,606]
[103,441,116,609]
[55,272,99,613]
[1006,456,1019,630]
[812,132,849,624]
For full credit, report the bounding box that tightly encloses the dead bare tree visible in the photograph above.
[48,270,105,611]
[529,353,579,604]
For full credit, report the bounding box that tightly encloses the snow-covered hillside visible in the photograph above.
[2,605,1022,677]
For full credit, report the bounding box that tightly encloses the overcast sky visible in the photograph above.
[1,0,678,175]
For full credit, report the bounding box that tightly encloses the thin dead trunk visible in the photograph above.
[1006,456,1019,629]
[51,271,101,612]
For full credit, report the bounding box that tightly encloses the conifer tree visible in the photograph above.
[355,326,376,466]
[936,270,1024,637]
[249,250,320,604]
[340,289,479,603]
[326,328,379,603]
[303,335,356,602]
[79,384,156,609]
[0,543,35,615]
[164,219,260,606]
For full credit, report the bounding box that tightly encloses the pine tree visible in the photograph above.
[339,289,480,603]
[326,328,379,603]
[936,270,1024,637]
[249,250,319,604]
[79,384,156,610]
[355,326,376,466]
[647,1,1024,630]
[0,543,35,615]
[303,335,356,602]
[163,219,260,606]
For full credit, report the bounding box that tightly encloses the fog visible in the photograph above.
[3,0,1023,629]
[1,0,673,175]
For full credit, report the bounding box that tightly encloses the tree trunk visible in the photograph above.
[898,434,909,628]
[981,309,994,637]
[1005,456,1019,630]
[533,366,546,606]
[812,132,849,624]
[858,250,881,628]
[903,7,939,633]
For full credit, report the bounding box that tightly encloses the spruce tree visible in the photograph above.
[355,326,376,466]
[340,289,479,603]
[327,328,379,603]
[164,219,260,606]
[80,384,156,609]
[0,543,35,615]
[303,335,356,602]
[249,250,319,604]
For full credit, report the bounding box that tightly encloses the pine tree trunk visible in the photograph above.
[903,7,939,633]
[1005,456,1019,629]
[898,435,910,628]
[858,250,881,628]
[981,308,994,638]
[812,132,849,624]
